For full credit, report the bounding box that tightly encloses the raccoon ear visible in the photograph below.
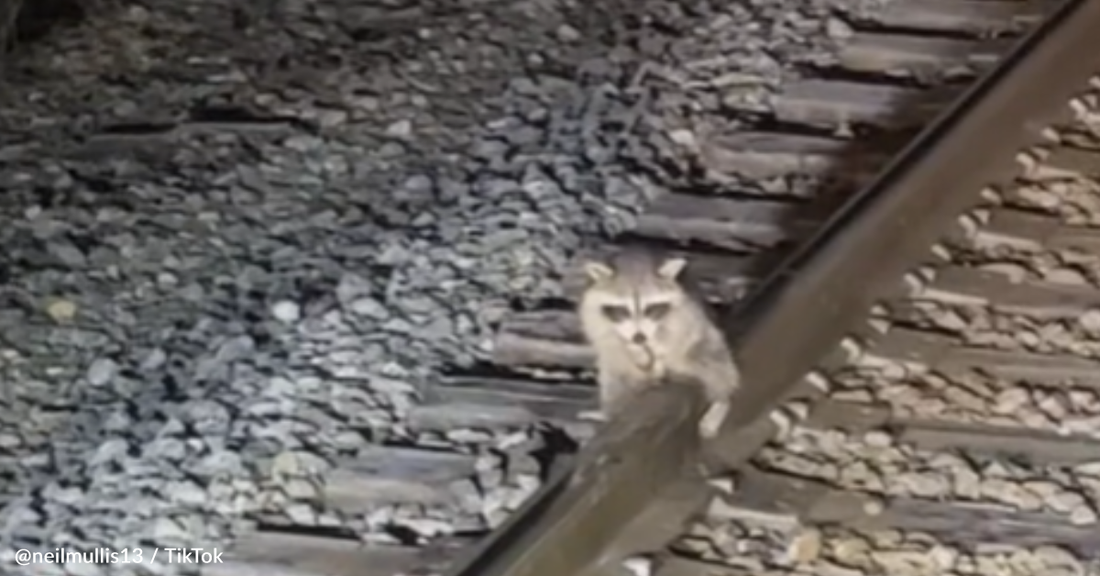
[657,257,688,280]
[582,261,615,282]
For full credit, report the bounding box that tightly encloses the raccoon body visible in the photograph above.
[577,248,742,438]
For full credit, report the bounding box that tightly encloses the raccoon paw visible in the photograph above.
[577,409,609,423]
[698,401,730,439]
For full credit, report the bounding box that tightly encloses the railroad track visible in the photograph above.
[420,1,1100,576]
[160,0,1100,574]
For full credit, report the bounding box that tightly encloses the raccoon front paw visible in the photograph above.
[698,420,720,439]
[697,401,730,439]
[577,409,609,423]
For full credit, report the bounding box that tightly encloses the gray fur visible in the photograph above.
[576,247,742,437]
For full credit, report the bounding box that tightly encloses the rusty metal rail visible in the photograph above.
[442,1,1100,575]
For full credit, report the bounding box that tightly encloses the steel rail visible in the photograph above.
[443,1,1100,575]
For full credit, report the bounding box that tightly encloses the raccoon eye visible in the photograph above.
[600,305,630,322]
[643,303,671,320]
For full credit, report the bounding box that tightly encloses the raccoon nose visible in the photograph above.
[631,333,647,344]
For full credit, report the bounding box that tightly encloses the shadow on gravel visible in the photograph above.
[2,0,87,54]
[725,65,976,342]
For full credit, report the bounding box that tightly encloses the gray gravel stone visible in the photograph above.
[285,503,317,526]
[85,358,119,387]
[0,0,838,567]
[271,300,302,323]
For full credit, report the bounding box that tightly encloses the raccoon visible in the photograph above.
[576,248,742,438]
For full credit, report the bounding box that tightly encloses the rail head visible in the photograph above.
[714,0,1096,451]
[443,1,1100,575]
[444,384,707,576]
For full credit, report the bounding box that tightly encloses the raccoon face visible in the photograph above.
[582,253,688,346]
